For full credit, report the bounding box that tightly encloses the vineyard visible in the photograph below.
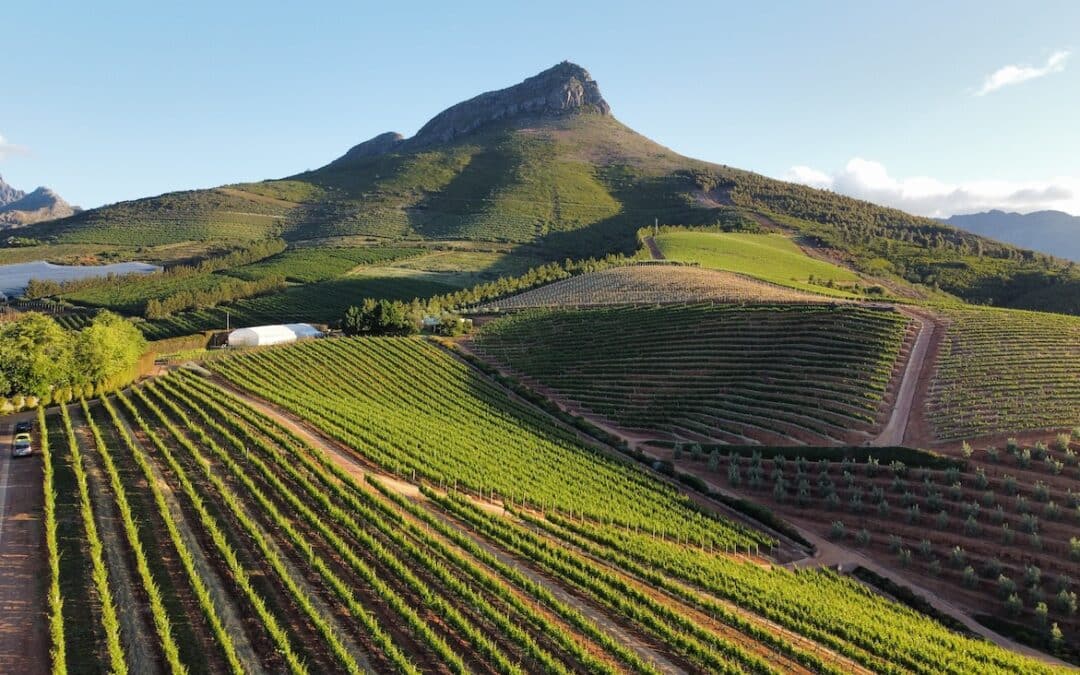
[14,337,1065,672]
[474,264,828,311]
[209,337,761,546]
[470,304,912,445]
[658,431,1080,657]
[926,308,1080,440]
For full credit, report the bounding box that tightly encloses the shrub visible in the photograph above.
[829,521,846,540]
[1024,565,1042,588]
[935,510,949,529]
[950,545,966,567]
[1055,589,1077,615]
[963,566,978,587]
[1033,480,1050,502]
[998,575,1017,598]
[1034,602,1049,627]
[888,534,902,554]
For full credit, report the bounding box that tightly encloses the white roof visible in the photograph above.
[227,323,322,347]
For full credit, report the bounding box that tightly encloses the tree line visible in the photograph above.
[338,253,634,336]
[144,274,285,319]
[25,238,287,300]
[0,311,147,403]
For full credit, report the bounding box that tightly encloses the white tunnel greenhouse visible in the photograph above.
[226,323,323,348]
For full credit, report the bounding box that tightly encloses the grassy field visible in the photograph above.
[225,246,426,283]
[650,230,862,297]
[350,249,548,288]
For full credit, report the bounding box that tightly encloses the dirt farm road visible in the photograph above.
[870,309,937,447]
[0,412,48,675]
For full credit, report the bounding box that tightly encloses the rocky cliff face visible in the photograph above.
[0,175,26,207]
[0,186,79,227]
[328,132,405,167]
[412,61,609,145]
[330,62,610,166]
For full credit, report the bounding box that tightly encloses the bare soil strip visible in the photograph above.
[644,236,666,260]
[870,309,936,446]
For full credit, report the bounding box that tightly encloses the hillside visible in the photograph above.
[16,62,1079,315]
[471,304,912,445]
[944,210,1080,262]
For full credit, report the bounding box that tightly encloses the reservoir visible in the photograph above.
[0,260,161,297]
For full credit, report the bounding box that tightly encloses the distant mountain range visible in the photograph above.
[943,210,1080,262]
[0,175,79,227]
[17,61,1080,314]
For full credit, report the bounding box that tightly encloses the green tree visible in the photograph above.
[0,313,73,396]
[74,311,147,386]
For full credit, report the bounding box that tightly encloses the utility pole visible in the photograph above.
[226,310,230,332]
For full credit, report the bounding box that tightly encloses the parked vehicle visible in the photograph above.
[14,420,32,434]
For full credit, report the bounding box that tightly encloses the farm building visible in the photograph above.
[227,323,323,348]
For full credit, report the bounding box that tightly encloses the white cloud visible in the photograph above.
[976,50,1070,95]
[0,133,29,161]
[784,158,1080,217]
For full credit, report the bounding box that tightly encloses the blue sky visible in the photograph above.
[2,1,1078,215]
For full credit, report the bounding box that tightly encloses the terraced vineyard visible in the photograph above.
[471,304,912,445]
[665,432,1080,656]
[926,309,1080,440]
[475,264,828,311]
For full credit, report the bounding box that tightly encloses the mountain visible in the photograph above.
[0,174,27,207]
[20,62,1080,314]
[0,177,78,227]
[944,210,1080,262]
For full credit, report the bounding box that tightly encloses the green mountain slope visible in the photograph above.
[19,62,1078,314]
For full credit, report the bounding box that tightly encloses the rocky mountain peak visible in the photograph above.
[0,182,78,228]
[0,174,27,207]
[328,62,610,167]
[413,61,610,146]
